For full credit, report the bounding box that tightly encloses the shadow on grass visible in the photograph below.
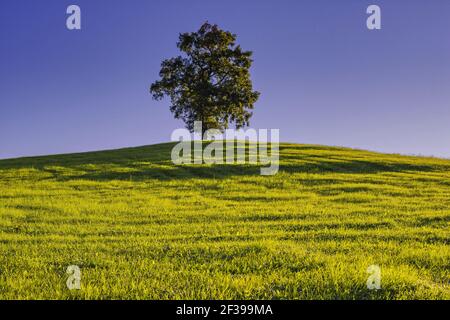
[0,142,445,182]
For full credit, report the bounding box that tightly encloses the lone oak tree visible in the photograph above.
[150,22,260,135]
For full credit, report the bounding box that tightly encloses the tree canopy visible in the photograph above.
[150,22,260,134]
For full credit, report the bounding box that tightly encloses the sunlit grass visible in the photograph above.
[0,142,449,299]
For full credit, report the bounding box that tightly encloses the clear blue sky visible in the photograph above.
[1,0,449,159]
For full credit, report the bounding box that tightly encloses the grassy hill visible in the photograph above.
[0,142,449,299]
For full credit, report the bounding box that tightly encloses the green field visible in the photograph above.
[0,142,449,299]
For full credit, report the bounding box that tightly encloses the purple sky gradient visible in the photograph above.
[1,0,449,159]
